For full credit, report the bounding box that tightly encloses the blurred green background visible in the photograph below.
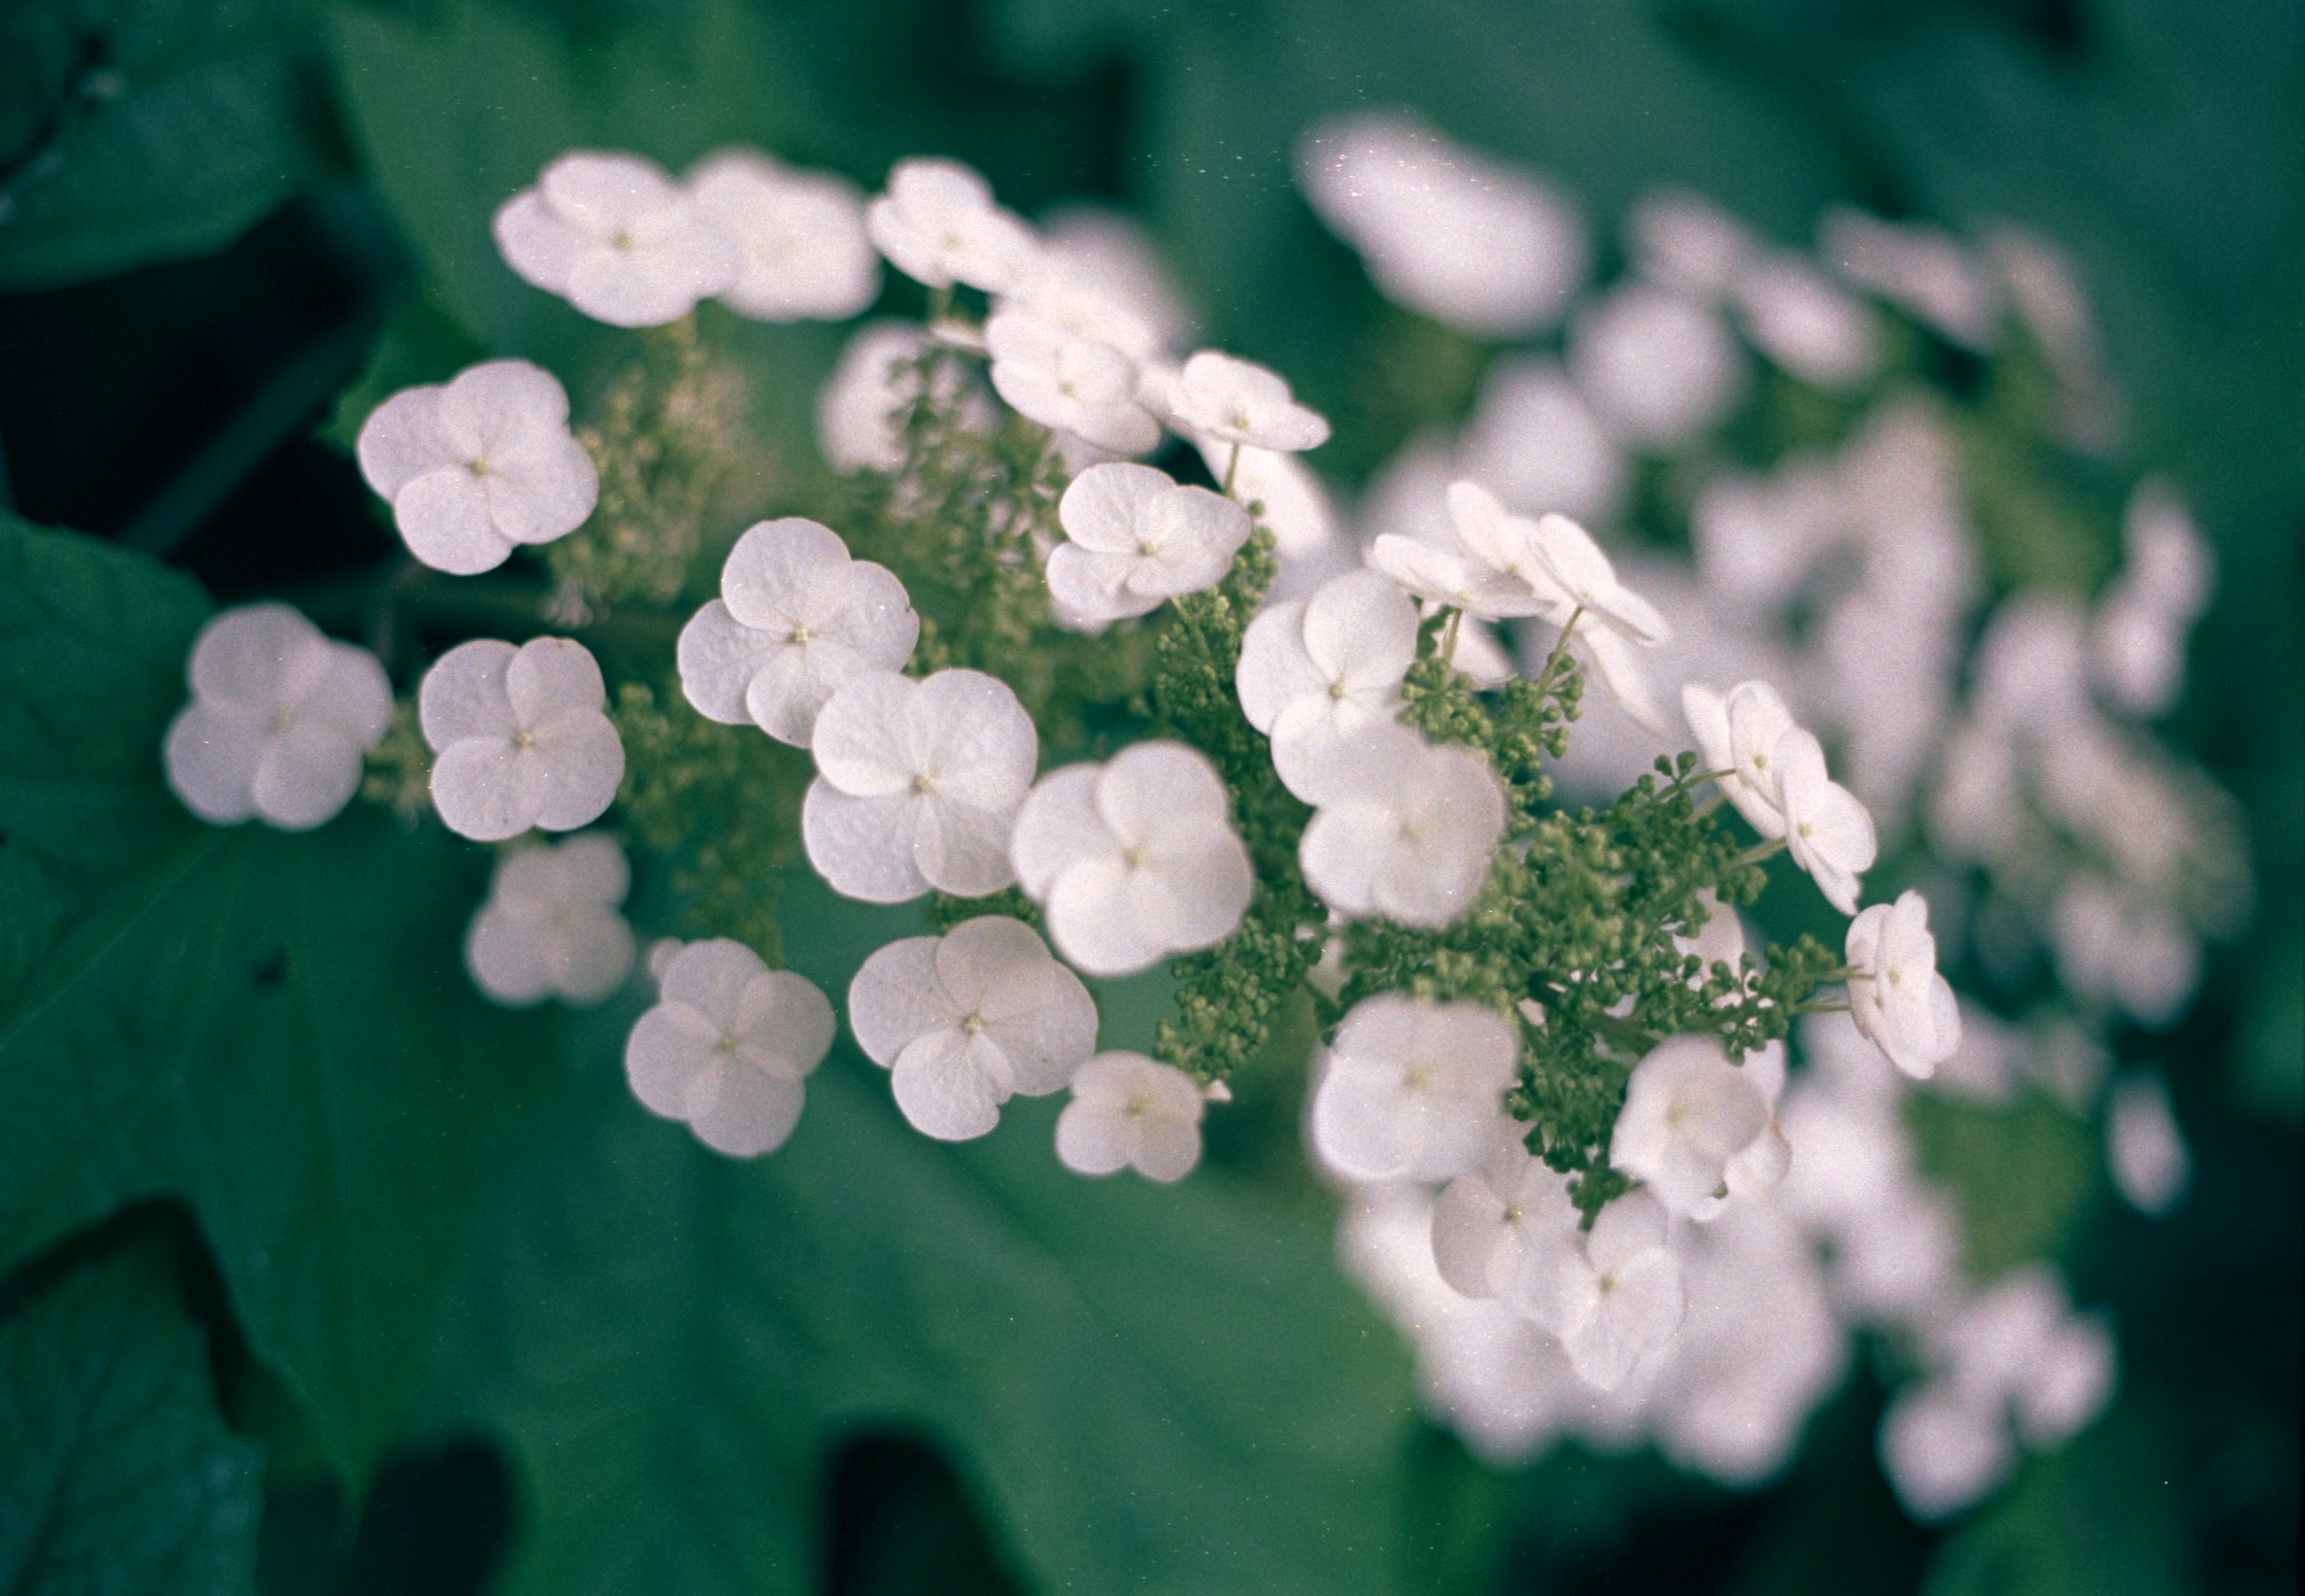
[0,1,2296,1592]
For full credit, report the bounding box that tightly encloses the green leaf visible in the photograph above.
[426,880,1416,1596]
[0,0,325,289]
[0,519,563,1477]
[0,1243,263,1594]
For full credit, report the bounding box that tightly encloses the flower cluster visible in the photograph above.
[151,122,2206,1525]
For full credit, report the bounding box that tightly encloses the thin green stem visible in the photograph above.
[1738,837,1786,866]
[1223,441,1241,497]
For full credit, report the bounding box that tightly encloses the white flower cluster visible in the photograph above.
[1286,116,2193,1510]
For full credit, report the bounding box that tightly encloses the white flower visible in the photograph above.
[1775,727,1877,915]
[163,602,391,832]
[1299,722,1505,928]
[816,322,939,474]
[1168,350,1330,454]
[1880,1382,2015,1522]
[2106,1070,2189,1216]
[1364,532,1545,623]
[464,832,637,1006]
[1626,187,1756,303]
[1194,436,1340,559]
[864,156,1039,293]
[1609,1036,1777,1219]
[1548,1191,1687,1391]
[1569,282,1745,447]
[1820,207,2003,353]
[801,668,1037,902]
[1295,112,1585,338]
[493,151,740,327]
[1311,993,1518,1182]
[1000,257,1164,361]
[1042,462,1248,625]
[1449,483,1671,648]
[1009,741,1253,977]
[1055,1051,1204,1181]
[356,359,597,576]
[1237,569,1417,801]
[1455,357,1624,526]
[683,148,879,322]
[1728,255,1879,391]
[1845,890,1962,1078]
[624,938,833,1157]
[1431,1135,1582,1300]
[847,915,1097,1140]
[1680,679,1797,837]
[983,309,1162,456]
[419,636,624,843]
[676,518,918,744]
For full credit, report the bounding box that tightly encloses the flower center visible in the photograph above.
[1123,1095,1149,1119]
[464,457,492,478]
[789,627,812,646]
[912,772,937,795]
[1327,679,1348,700]
[960,1013,986,1036]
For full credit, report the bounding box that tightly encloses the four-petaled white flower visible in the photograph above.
[1431,1134,1583,1300]
[684,148,880,323]
[1610,1035,1783,1219]
[356,359,598,576]
[677,518,919,745]
[1054,1051,1205,1182]
[1009,741,1253,977]
[848,915,1098,1140]
[801,668,1037,902]
[1546,1191,1687,1391]
[419,636,625,843]
[864,157,1040,294]
[464,832,637,1007]
[1237,568,1419,802]
[493,151,740,327]
[1299,722,1505,928]
[1168,350,1331,454]
[1846,890,1962,1078]
[163,602,391,832]
[984,310,1162,456]
[1682,679,1796,838]
[1311,993,1519,1182]
[1043,462,1249,626]
[1775,726,1878,915]
[625,938,833,1157]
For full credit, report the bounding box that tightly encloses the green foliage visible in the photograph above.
[422,867,1418,1596]
[611,679,809,962]
[0,518,561,1477]
[0,0,325,290]
[1909,1088,2100,1282]
[0,1242,263,1593]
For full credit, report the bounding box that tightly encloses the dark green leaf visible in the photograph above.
[0,0,325,289]
[0,1243,263,1594]
[0,520,562,1477]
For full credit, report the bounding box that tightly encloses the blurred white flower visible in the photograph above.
[356,359,597,576]
[999,257,1163,361]
[864,156,1039,293]
[1311,993,1518,1182]
[1847,890,1962,1078]
[1880,1381,2015,1522]
[625,938,833,1157]
[1569,282,1745,448]
[1625,187,1756,303]
[801,668,1037,903]
[2107,1069,2190,1216]
[1009,741,1252,977]
[1777,726,1878,914]
[1819,207,2002,352]
[1610,1036,1779,1219]
[1055,1051,1204,1181]
[1168,350,1330,454]
[1728,254,1879,390]
[464,832,636,1007]
[420,636,623,843]
[1548,1191,1686,1391]
[1299,722,1505,928]
[2090,480,2214,717]
[1432,1134,1582,1299]
[493,151,739,327]
[1455,357,1624,526]
[1295,111,1585,338]
[984,309,1162,455]
[1194,436,1340,559]
[1236,568,1417,803]
[684,148,879,322]
[817,322,944,474]
[676,518,918,744]
[163,602,391,832]
[1034,204,1197,353]
[848,915,1097,1140]
[1044,462,1249,624]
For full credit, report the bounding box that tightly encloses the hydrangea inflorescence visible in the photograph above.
[163,144,1963,1395]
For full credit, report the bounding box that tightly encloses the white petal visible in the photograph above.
[1059,461,1176,555]
[163,703,263,825]
[890,1031,1008,1139]
[430,738,550,842]
[909,670,1037,809]
[506,636,607,725]
[1054,1097,1132,1175]
[625,1001,719,1116]
[801,780,932,902]
[912,796,1021,897]
[731,968,836,1077]
[1302,568,1419,687]
[466,901,553,1006]
[1045,858,1174,978]
[1234,599,1320,732]
[392,471,516,575]
[187,602,331,712]
[847,934,952,1067]
[492,188,586,294]
[525,710,624,832]
[548,909,638,1003]
[690,1067,806,1157]
[356,385,453,501]
[720,517,848,630]
[1010,764,1112,900]
[677,599,781,725]
[419,640,520,751]
[251,719,366,832]
[810,671,922,797]
[661,937,771,1029]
